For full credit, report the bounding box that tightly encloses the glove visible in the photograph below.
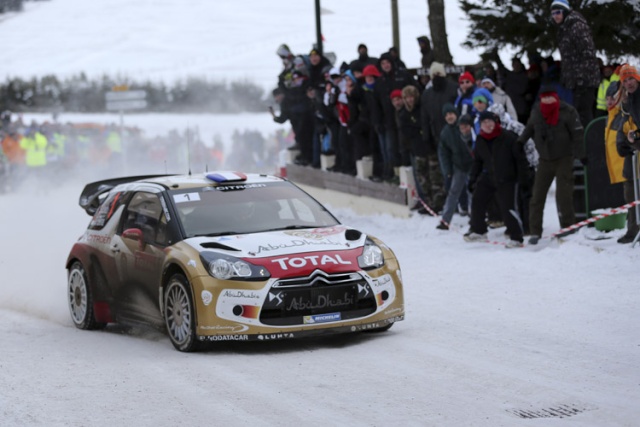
[579,157,588,167]
[467,181,476,193]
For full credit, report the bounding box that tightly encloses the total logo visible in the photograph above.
[270,254,351,271]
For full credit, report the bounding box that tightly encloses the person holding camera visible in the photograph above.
[615,64,640,244]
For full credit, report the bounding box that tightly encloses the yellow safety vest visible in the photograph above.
[19,132,48,167]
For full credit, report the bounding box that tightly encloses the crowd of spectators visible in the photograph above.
[0,115,246,193]
[270,0,639,247]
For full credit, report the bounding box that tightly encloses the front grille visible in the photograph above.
[260,270,377,326]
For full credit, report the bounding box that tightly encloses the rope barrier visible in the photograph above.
[549,200,640,238]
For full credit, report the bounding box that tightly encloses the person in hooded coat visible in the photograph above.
[518,85,584,244]
[372,52,418,182]
[437,106,474,230]
[398,85,430,210]
[419,62,458,212]
[455,71,477,120]
[417,36,435,70]
[465,112,529,248]
[480,77,517,120]
[551,0,601,126]
[615,64,640,244]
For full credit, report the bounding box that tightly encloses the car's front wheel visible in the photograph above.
[67,262,106,330]
[164,274,200,352]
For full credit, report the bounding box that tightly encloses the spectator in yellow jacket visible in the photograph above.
[597,64,619,117]
[19,127,48,169]
[604,81,625,184]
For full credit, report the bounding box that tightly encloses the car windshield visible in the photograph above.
[169,181,339,238]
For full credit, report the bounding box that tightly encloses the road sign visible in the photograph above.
[105,90,147,111]
[105,90,147,102]
[106,99,148,111]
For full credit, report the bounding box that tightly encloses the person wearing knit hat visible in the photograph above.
[602,80,625,193]
[516,83,584,244]
[429,62,446,78]
[477,110,498,123]
[472,91,491,108]
[470,87,495,134]
[373,50,417,185]
[390,89,403,100]
[362,64,381,78]
[464,102,528,248]
[551,0,571,11]
[481,77,518,120]
[551,0,600,127]
[353,43,378,67]
[596,64,620,116]
[419,60,459,213]
[417,36,434,70]
[397,84,430,213]
[458,71,475,85]
[437,103,473,230]
[458,114,473,127]
[362,64,380,98]
[455,71,478,120]
[614,64,640,243]
[619,64,640,83]
[619,64,640,154]
[619,64,640,129]
[441,103,457,116]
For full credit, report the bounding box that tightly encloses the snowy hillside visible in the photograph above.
[0,0,480,90]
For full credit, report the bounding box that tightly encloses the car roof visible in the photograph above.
[145,172,285,190]
[79,172,286,215]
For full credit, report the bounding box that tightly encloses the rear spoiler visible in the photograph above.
[79,174,175,215]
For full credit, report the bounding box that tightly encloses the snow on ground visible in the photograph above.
[1,0,639,425]
[1,171,639,426]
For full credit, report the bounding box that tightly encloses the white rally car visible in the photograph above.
[66,172,405,351]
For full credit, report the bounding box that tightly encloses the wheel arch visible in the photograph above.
[160,263,194,318]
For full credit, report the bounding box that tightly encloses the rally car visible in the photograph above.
[66,172,404,351]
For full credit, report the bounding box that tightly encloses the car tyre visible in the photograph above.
[68,261,106,330]
[164,274,200,352]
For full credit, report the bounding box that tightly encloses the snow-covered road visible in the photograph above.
[1,180,638,426]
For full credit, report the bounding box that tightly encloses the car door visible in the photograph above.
[111,189,168,325]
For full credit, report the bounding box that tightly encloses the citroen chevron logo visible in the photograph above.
[268,291,283,306]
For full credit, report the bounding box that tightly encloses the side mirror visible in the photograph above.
[122,228,145,250]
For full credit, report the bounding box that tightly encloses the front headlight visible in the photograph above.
[200,252,270,281]
[357,239,384,270]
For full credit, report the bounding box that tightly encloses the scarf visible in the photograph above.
[479,121,502,140]
[540,93,560,125]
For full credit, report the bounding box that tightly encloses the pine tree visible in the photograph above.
[459,0,640,61]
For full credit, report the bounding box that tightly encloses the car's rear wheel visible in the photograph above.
[68,262,106,330]
[164,274,200,352]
